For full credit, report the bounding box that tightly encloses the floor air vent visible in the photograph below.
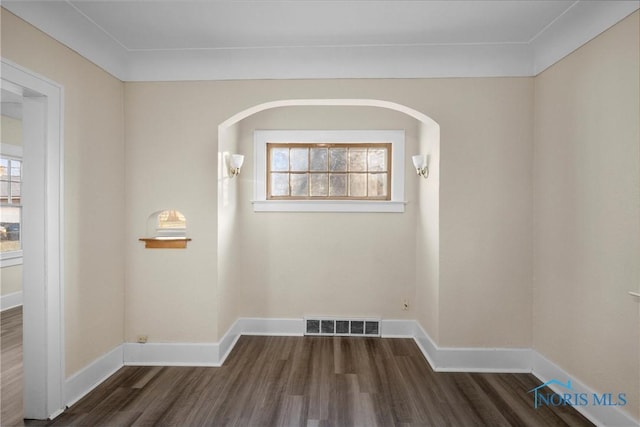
[304,318,380,337]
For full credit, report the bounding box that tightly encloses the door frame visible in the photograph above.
[2,58,65,419]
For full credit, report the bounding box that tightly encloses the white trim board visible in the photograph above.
[0,291,23,311]
[412,322,533,373]
[122,318,303,367]
[65,345,123,408]
[123,343,221,367]
[62,317,639,426]
[3,1,638,81]
[2,58,65,421]
[532,352,639,427]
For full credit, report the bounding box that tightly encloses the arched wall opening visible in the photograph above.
[216,99,440,341]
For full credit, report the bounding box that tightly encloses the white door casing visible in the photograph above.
[2,58,65,419]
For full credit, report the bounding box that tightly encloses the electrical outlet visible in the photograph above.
[402,299,409,311]
[137,335,148,344]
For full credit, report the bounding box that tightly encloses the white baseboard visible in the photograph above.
[380,319,416,338]
[218,319,243,365]
[413,322,445,369]
[238,317,304,336]
[61,317,639,427]
[123,342,221,367]
[1,291,22,311]
[65,345,123,407]
[532,351,639,427]
[413,322,532,373]
[120,318,302,368]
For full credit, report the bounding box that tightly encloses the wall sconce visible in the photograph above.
[412,154,429,179]
[229,154,245,178]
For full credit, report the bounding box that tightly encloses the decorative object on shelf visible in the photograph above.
[412,154,429,179]
[139,209,190,249]
[229,154,245,178]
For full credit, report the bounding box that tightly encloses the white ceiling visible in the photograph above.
[2,0,638,81]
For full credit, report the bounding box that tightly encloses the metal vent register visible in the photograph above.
[304,318,380,337]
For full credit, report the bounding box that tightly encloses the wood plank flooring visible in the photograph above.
[2,309,593,427]
[1,306,25,427]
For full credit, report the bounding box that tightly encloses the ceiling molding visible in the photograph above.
[531,0,640,74]
[2,1,638,82]
[2,1,130,80]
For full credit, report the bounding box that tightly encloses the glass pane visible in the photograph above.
[368,173,387,197]
[270,173,289,196]
[348,148,367,172]
[368,149,387,172]
[10,182,20,199]
[310,173,328,197]
[329,148,347,172]
[290,148,308,172]
[290,174,308,197]
[349,173,367,197]
[10,161,21,181]
[310,148,328,171]
[0,206,21,252]
[329,173,347,197]
[0,159,8,178]
[0,181,8,200]
[271,148,289,171]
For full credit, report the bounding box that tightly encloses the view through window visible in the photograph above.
[267,143,391,200]
[0,156,21,254]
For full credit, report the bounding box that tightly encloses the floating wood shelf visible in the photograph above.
[139,237,192,249]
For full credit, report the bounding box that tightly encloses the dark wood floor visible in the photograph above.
[2,309,593,427]
[1,306,24,427]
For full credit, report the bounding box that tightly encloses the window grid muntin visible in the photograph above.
[267,143,391,200]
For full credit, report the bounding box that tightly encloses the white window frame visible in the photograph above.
[253,130,406,213]
[0,144,23,267]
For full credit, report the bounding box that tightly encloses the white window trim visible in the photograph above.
[1,145,23,267]
[0,143,23,158]
[253,130,406,213]
[1,250,23,267]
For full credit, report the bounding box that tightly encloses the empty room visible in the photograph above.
[0,1,639,426]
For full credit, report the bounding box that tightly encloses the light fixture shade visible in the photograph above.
[412,154,425,169]
[230,154,245,169]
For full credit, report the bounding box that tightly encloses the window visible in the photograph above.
[254,130,406,212]
[0,155,22,265]
[267,143,391,200]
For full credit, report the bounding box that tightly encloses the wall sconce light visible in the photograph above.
[412,154,429,179]
[229,154,245,178]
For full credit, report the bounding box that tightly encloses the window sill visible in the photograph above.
[1,251,23,268]
[252,200,406,213]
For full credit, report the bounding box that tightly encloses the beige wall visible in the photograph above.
[1,9,126,376]
[124,77,534,348]
[436,78,534,347]
[415,121,440,341]
[217,122,243,336]
[235,106,420,320]
[1,115,23,297]
[533,11,640,421]
[3,6,638,421]
[124,82,220,343]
